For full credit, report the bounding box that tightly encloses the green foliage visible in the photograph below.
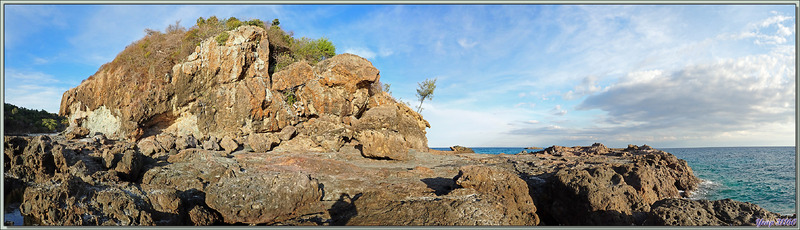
[273,53,296,73]
[244,19,265,28]
[215,31,229,45]
[382,83,392,96]
[290,37,336,65]
[284,90,297,105]
[225,17,242,30]
[272,18,280,26]
[4,103,68,134]
[415,78,437,113]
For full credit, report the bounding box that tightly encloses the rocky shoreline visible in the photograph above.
[3,25,792,226]
[3,135,791,226]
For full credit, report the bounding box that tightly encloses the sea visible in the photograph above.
[433,146,797,215]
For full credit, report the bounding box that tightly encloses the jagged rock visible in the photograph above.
[114,149,143,181]
[202,137,220,151]
[449,145,474,153]
[344,165,539,225]
[137,136,161,157]
[219,136,238,153]
[174,134,198,150]
[20,174,154,226]
[65,127,90,140]
[59,26,428,158]
[247,133,280,152]
[59,27,428,160]
[188,204,221,226]
[454,165,540,225]
[205,170,323,224]
[155,134,176,151]
[646,198,786,226]
[536,147,701,225]
[3,136,57,183]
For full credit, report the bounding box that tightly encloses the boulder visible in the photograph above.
[278,125,297,141]
[114,149,143,181]
[646,198,786,226]
[219,136,239,153]
[202,137,220,151]
[205,170,323,224]
[174,134,198,150]
[449,145,474,153]
[247,133,280,152]
[65,127,90,140]
[357,130,408,160]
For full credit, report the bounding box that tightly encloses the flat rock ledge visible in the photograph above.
[4,135,791,226]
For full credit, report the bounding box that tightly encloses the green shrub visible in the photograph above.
[273,52,295,73]
[290,37,336,65]
[225,17,242,30]
[284,90,297,105]
[244,19,265,28]
[216,31,229,45]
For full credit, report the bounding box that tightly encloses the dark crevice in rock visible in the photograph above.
[420,177,457,196]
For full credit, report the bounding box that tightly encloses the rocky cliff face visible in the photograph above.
[59,25,428,160]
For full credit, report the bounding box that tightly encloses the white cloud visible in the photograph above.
[563,75,602,100]
[733,12,795,45]
[4,70,67,113]
[551,105,567,116]
[457,38,478,48]
[343,47,377,59]
[573,47,794,145]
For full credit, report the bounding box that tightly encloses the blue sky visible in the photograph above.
[3,4,796,148]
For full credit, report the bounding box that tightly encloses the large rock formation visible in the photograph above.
[5,135,787,226]
[59,25,428,160]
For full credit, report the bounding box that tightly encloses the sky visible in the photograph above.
[2,4,796,148]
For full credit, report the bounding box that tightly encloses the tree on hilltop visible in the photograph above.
[415,78,437,113]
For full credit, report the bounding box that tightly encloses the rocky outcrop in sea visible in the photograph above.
[3,25,791,226]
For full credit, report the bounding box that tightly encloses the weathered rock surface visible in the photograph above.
[206,170,323,224]
[449,145,474,153]
[4,135,785,226]
[646,198,788,226]
[59,25,428,161]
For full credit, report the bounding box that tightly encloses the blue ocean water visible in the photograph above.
[437,146,797,215]
[663,147,796,215]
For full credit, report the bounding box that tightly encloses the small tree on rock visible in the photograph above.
[415,78,437,113]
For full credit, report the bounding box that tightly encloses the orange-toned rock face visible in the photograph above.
[59,25,428,160]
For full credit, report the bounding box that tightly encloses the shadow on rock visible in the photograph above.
[420,177,456,196]
[328,193,361,226]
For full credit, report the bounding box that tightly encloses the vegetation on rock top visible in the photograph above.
[104,16,336,88]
